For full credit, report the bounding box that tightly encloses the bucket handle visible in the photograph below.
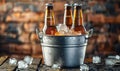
[84,29,93,43]
[87,28,93,38]
[36,28,93,43]
[36,28,43,43]
[85,28,93,40]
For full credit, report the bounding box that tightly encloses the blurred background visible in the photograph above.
[0,0,120,58]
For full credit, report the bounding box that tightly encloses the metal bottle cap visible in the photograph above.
[73,3,79,6]
[45,3,53,6]
[64,3,72,7]
[73,3,82,6]
[73,3,82,9]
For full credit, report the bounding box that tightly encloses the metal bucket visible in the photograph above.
[36,29,93,68]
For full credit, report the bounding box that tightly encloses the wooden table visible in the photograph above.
[0,55,82,71]
[0,55,42,71]
[0,55,120,71]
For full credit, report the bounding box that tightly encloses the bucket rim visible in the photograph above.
[41,43,87,47]
[42,34,88,37]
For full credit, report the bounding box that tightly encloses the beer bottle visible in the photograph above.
[63,4,73,29]
[43,3,57,35]
[72,3,87,34]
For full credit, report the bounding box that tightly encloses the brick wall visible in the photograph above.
[0,0,120,57]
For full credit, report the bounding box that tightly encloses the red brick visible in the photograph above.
[105,16,115,24]
[115,15,120,23]
[53,2,65,11]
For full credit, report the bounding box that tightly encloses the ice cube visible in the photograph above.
[116,55,120,59]
[23,56,33,65]
[9,58,17,65]
[56,24,69,34]
[105,58,120,66]
[105,59,116,66]
[108,55,120,60]
[52,64,61,69]
[80,64,89,71]
[18,60,28,69]
[92,56,101,64]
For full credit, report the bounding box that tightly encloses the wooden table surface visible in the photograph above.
[0,55,81,71]
[0,55,120,71]
[0,55,42,71]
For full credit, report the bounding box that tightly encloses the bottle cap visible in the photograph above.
[64,3,72,7]
[73,3,83,6]
[73,3,82,9]
[46,3,53,6]
[73,3,79,6]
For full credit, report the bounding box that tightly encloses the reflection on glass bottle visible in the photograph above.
[63,3,73,29]
[43,3,57,35]
[72,3,87,34]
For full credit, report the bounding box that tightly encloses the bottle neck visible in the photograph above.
[80,9,84,25]
[73,8,84,26]
[63,8,73,29]
[45,8,55,26]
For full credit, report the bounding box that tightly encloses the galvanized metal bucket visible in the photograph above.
[36,29,93,68]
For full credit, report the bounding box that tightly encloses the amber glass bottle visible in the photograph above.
[72,3,87,34]
[43,3,57,35]
[63,4,73,29]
